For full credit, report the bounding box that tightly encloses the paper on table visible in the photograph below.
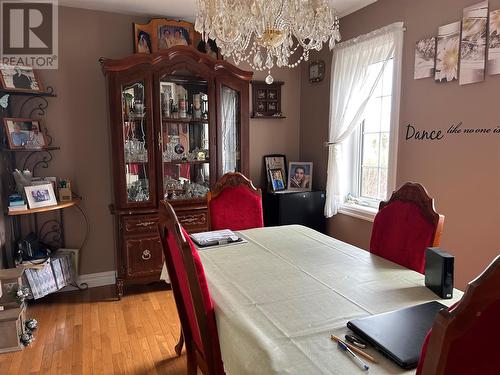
[190,229,245,247]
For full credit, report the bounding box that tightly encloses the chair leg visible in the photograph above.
[175,328,184,356]
[186,347,197,375]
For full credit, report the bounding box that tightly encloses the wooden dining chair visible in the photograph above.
[207,172,264,231]
[158,201,225,375]
[369,182,444,273]
[416,255,500,375]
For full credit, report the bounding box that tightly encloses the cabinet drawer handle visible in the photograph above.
[136,221,155,227]
[141,250,152,260]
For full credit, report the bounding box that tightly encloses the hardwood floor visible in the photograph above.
[0,284,193,375]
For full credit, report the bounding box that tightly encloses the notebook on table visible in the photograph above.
[347,301,447,369]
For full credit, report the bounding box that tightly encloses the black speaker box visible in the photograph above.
[425,247,454,299]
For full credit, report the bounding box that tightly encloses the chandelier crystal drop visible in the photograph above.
[195,0,341,83]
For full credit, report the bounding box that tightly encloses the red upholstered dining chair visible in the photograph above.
[207,172,263,231]
[416,255,500,375]
[369,182,444,273]
[158,201,225,375]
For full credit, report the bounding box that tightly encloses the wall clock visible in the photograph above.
[309,60,325,83]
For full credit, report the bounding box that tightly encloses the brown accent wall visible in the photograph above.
[300,0,500,289]
[31,6,300,275]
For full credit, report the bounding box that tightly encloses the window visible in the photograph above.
[325,23,404,221]
[352,59,394,208]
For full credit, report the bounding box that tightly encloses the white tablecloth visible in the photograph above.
[197,225,463,375]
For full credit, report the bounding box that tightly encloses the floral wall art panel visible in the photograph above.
[488,9,500,75]
[414,37,436,79]
[460,1,488,85]
[435,21,461,82]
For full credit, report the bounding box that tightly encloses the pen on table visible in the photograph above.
[330,335,378,363]
[337,340,369,371]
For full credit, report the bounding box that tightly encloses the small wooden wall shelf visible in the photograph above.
[8,198,81,216]
[251,80,285,119]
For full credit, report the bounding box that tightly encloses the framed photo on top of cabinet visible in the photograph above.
[264,154,287,191]
[134,19,196,53]
[269,168,286,192]
[251,81,285,118]
[287,162,313,191]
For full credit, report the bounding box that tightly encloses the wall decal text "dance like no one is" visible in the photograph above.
[405,122,500,141]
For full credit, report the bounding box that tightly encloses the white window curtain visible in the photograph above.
[324,22,404,218]
[221,86,238,173]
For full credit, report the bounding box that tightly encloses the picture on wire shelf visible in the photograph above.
[460,1,488,85]
[3,118,47,149]
[488,9,500,75]
[414,37,436,79]
[0,64,42,91]
[287,162,313,191]
[435,21,461,82]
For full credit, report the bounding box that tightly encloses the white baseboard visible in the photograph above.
[59,270,116,292]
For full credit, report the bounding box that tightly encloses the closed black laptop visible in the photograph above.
[347,301,447,369]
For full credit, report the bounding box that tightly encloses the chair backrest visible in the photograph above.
[158,201,224,375]
[369,182,444,273]
[208,172,263,231]
[416,255,500,375]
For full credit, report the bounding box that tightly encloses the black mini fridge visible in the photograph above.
[263,191,326,233]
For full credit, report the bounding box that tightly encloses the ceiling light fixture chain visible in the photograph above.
[195,0,341,84]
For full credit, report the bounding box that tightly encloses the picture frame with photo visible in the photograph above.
[0,64,43,92]
[268,168,286,192]
[3,118,48,150]
[24,183,57,209]
[134,19,196,53]
[264,154,287,191]
[287,162,313,191]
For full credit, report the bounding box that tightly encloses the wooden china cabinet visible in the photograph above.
[101,46,252,297]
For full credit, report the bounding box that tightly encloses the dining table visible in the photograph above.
[196,225,463,375]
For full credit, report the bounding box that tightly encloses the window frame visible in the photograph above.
[339,35,403,222]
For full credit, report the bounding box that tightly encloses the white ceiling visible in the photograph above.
[59,0,378,20]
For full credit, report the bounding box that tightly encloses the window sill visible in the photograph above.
[338,203,377,222]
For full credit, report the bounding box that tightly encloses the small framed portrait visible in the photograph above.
[269,168,286,192]
[158,25,190,50]
[3,118,48,149]
[24,183,57,209]
[267,90,277,100]
[0,64,43,92]
[134,19,195,53]
[136,29,152,53]
[257,101,266,112]
[309,60,325,83]
[264,154,287,190]
[196,39,220,59]
[257,89,266,99]
[287,162,313,191]
[267,102,277,111]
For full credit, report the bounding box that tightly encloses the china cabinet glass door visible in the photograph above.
[159,74,211,201]
[120,78,155,206]
[216,77,248,178]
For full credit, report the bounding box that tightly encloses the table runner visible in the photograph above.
[198,225,462,375]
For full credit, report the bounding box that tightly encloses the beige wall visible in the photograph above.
[300,0,500,289]
[248,70,301,188]
[31,6,300,275]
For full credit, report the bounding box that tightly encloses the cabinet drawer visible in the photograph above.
[177,209,208,233]
[122,215,159,235]
[125,235,163,277]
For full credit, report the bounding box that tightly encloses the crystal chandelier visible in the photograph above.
[195,0,341,84]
